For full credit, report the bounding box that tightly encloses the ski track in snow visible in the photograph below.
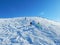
[0,17,60,45]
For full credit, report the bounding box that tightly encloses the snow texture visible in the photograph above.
[0,17,60,45]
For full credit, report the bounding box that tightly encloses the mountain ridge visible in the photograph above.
[0,17,60,45]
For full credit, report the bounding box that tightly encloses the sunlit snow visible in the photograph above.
[0,17,60,45]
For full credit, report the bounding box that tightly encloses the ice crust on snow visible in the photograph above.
[0,17,60,45]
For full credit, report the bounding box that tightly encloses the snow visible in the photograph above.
[0,17,60,45]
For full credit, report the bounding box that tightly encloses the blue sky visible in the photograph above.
[0,0,60,22]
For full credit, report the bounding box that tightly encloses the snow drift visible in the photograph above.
[0,17,60,45]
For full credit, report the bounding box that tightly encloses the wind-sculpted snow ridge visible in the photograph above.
[0,17,60,45]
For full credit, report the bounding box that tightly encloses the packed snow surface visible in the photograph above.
[0,17,60,45]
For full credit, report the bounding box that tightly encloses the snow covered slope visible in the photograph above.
[0,17,60,45]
